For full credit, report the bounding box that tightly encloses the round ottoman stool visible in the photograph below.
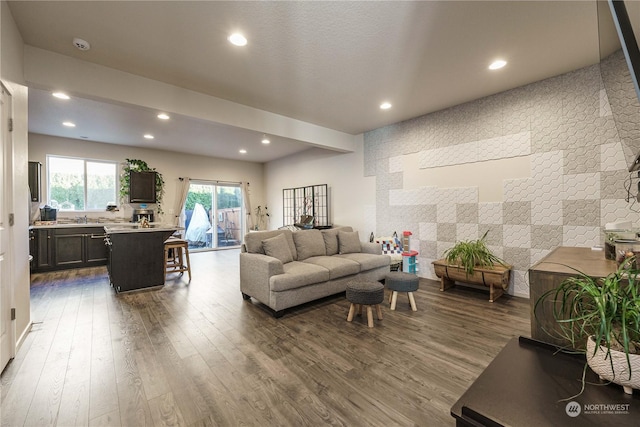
[346,280,384,328]
[385,272,419,311]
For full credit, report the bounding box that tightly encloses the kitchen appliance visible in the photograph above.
[132,209,154,223]
[39,205,57,221]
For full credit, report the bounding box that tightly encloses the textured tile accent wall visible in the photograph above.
[364,50,640,299]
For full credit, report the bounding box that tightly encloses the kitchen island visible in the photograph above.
[104,224,182,293]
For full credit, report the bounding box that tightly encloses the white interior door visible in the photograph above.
[0,85,13,372]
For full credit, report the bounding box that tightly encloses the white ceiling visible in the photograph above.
[8,1,616,162]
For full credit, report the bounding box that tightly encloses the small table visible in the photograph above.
[451,336,640,426]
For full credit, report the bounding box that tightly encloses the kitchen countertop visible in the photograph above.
[103,224,183,234]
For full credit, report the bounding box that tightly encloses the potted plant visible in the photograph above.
[432,231,511,302]
[119,158,165,214]
[534,257,640,394]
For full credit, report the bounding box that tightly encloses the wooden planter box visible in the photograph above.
[432,259,511,302]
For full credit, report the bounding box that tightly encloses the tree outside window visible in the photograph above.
[48,155,117,211]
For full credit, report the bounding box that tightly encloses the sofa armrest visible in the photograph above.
[240,253,285,304]
[361,241,382,255]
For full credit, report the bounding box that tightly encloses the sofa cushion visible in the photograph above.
[293,229,326,261]
[336,252,390,271]
[321,229,340,256]
[262,234,294,264]
[338,230,361,254]
[303,256,361,279]
[270,261,330,291]
[244,229,298,260]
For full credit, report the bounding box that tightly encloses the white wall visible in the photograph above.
[264,134,376,236]
[28,133,266,225]
[2,0,31,352]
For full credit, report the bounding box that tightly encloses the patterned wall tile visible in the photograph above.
[600,88,613,117]
[531,151,564,178]
[503,178,534,202]
[420,240,438,259]
[564,146,600,175]
[456,203,478,224]
[563,200,600,226]
[421,257,438,280]
[531,199,563,226]
[437,203,457,223]
[502,247,531,270]
[601,198,639,226]
[511,270,530,298]
[363,204,376,236]
[564,173,600,200]
[600,142,628,171]
[529,176,564,203]
[530,248,552,267]
[478,202,503,224]
[531,225,563,250]
[563,226,601,247]
[503,225,531,248]
[601,170,633,200]
[487,245,504,259]
[388,155,404,173]
[479,224,503,246]
[437,223,457,242]
[419,222,438,241]
[456,223,478,241]
[437,241,454,260]
[478,132,531,161]
[503,201,531,225]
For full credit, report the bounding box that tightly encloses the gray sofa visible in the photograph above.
[240,226,390,317]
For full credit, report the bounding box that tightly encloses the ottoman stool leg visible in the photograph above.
[390,291,398,310]
[376,304,383,320]
[347,303,356,321]
[408,292,417,311]
[366,306,374,328]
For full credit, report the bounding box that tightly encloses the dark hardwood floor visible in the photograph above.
[1,250,530,426]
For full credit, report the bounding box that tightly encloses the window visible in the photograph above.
[47,155,118,211]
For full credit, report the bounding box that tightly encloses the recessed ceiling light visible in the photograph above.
[239,149,247,154]
[489,59,507,70]
[380,102,392,110]
[157,113,170,120]
[52,92,70,100]
[228,33,248,47]
[144,134,154,140]
[261,136,270,144]
[62,121,76,127]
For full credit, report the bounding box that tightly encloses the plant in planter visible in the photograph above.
[534,257,640,394]
[443,230,507,276]
[432,231,511,302]
[119,158,165,214]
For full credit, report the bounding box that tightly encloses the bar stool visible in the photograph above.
[164,237,191,281]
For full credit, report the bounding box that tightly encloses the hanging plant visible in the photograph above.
[119,158,165,214]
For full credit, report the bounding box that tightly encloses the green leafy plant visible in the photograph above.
[444,230,507,276]
[534,258,640,375]
[119,158,165,214]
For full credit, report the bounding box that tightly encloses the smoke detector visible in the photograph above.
[72,37,91,51]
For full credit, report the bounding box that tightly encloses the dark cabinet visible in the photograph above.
[28,161,41,202]
[106,229,175,292]
[35,229,53,270]
[129,171,157,203]
[30,226,108,272]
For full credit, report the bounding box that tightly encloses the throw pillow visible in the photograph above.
[293,229,327,261]
[321,229,339,256]
[262,234,294,264]
[338,230,361,254]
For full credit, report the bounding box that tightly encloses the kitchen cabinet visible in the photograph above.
[105,226,177,292]
[30,226,108,272]
[129,171,157,203]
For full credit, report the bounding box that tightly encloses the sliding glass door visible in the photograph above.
[183,181,243,251]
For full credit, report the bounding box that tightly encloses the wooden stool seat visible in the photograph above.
[164,238,191,281]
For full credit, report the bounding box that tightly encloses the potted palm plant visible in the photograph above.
[432,231,511,302]
[534,257,640,394]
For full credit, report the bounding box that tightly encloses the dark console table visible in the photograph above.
[451,336,639,426]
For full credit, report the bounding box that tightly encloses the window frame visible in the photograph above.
[46,154,119,212]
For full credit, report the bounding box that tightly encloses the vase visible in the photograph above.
[586,335,640,394]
